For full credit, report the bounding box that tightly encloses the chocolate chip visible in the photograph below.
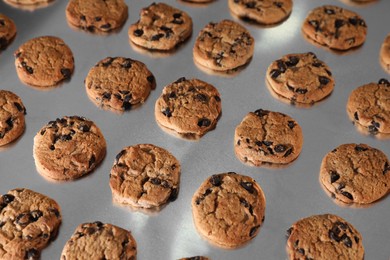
[116,150,126,162]
[2,194,15,204]
[348,17,359,26]
[21,62,33,74]
[86,226,96,235]
[240,181,255,194]
[354,112,359,121]
[0,37,7,50]
[341,191,353,200]
[134,29,144,37]
[88,155,96,168]
[160,26,173,37]
[335,19,345,28]
[296,88,308,94]
[79,124,90,132]
[49,207,60,218]
[324,8,335,15]
[80,15,86,21]
[86,26,95,32]
[287,121,296,129]
[173,13,182,19]
[151,178,161,185]
[102,92,111,100]
[274,144,287,153]
[122,95,132,110]
[319,76,330,85]
[308,52,317,59]
[355,145,367,152]
[6,117,13,128]
[285,56,299,67]
[287,84,295,92]
[343,235,352,248]
[254,109,269,117]
[283,148,293,157]
[384,162,390,175]
[262,141,273,146]
[147,75,155,84]
[286,227,293,238]
[215,52,224,65]
[245,1,256,8]
[249,225,260,236]
[378,78,390,86]
[162,108,172,117]
[13,102,24,113]
[175,77,186,83]
[122,59,132,69]
[95,17,102,21]
[330,171,340,183]
[61,68,71,79]
[60,134,72,141]
[102,57,114,67]
[368,124,378,134]
[210,175,222,186]
[198,118,211,127]
[309,20,320,31]
[30,210,43,222]
[298,248,305,255]
[277,60,287,72]
[240,198,249,208]
[0,20,4,26]
[16,213,32,226]
[49,145,55,150]
[214,95,221,102]
[270,69,281,79]
[25,248,39,260]
[354,236,360,243]
[169,188,178,201]
[100,23,111,29]
[273,2,283,8]
[172,19,183,25]
[329,230,340,242]
[195,93,209,103]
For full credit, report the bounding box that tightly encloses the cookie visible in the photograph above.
[346,79,390,135]
[4,0,52,5]
[234,109,303,166]
[380,34,390,72]
[266,52,334,105]
[192,172,266,248]
[179,257,210,260]
[286,214,364,260]
[66,0,128,32]
[228,0,293,25]
[0,14,16,51]
[110,144,181,209]
[155,77,222,139]
[85,57,156,112]
[320,143,390,204]
[61,222,137,260]
[193,19,254,72]
[0,90,26,146]
[0,188,61,260]
[33,116,106,181]
[14,36,74,87]
[128,3,193,51]
[302,5,367,51]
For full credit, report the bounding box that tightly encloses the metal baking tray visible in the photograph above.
[0,0,389,259]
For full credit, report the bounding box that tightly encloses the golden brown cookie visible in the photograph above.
[193,20,254,72]
[192,172,266,248]
[65,0,128,32]
[320,143,390,204]
[286,214,364,260]
[14,36,74,87]
[234,109,303,166]
[302,5,367,51]
[33,116,106,181]
[380,34,390,73]
[0,188,61,260]
[129,2,193,51]
[228,0,293,25]
[60,222,137,260]
[85,57,156,112]
[110,144,181,209]
[0,90,26,146]
[0,14,16,51]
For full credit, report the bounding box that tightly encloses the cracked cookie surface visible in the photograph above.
[320,143,390,204]
[0,14,16,51]
[192,172,265,248]
[0,188,61,260]
[193,19,254,71]
[61,222,137,260]
[228,0,293,25]
[33,116,106,181]
[346,79,390,135]
[128,2,193,51]
[234,109,303,166]
[14,36,74,87]
[266,52,334,105]
[302,5,367,51]
[85,57,156,112]
[0,90,26,146]
[110,144,181,209]
[155,77,222,139]
[66,0,128,32]
[286,214,364,260]
[380,34,390,73]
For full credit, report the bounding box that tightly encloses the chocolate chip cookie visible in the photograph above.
[380,34,390,73]
[234,109,303,166]
[320,143,390,204]
[0,90,26,146]
[0,14,16,51]
[286,214,364,260]
[266,52,334,105]
[192,172,266,248]
[110,144,181,209]
[302,5,367,51]
[0,188,61,260]
[61,222,137,260]
[14,36,74,87]
[66,0,128,32]
[128,2,193,51]
[228,0,293,25]
[193,19,254,72]
[346,79,390,135]
[33,116,106,181]
[155,77,222,139]
[85,57,156,112]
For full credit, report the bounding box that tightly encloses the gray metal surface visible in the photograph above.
[0,0,389,259]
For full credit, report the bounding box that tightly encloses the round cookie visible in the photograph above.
[193,19,254,72]
[4,0,52,5]
[0,90,26,146]
[346,79,390,135]
[320,143,390,204]
[14,36,74,87]
[380,34,390,73]
[33,116,106,181]
[110,144,181,209]
[302,5,367,51]
[66,0,128,32]
[0,14,16,51]
[0,188,61,260]
[286,214,364,260]
[61,222,137,260]
[234,109,303,166]
[266,52,334,105]
[128,2,193,51]
[85,57,156,112]
[155,77,222,139]
[192,172,266,248]
[228,0,293,25]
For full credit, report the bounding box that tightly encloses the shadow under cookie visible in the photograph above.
[66,20,125,36]
[194,56,251,77]
[229,9,292,28]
